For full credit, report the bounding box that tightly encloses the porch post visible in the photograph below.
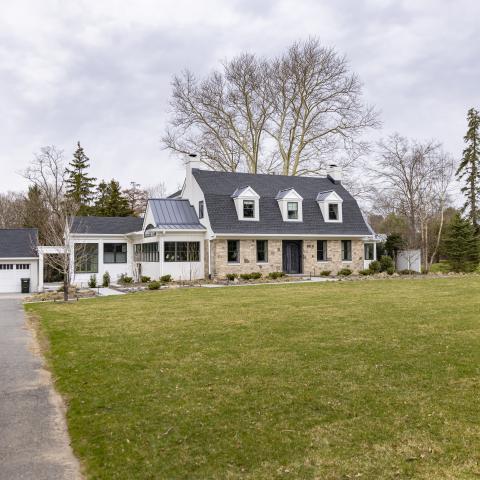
[38,250,44,292]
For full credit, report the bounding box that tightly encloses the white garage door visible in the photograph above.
[0,263,33,293]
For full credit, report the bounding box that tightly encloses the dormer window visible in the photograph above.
[231,186,260,221]
[317,191,343,223]
[276,188,303,222]
[328,203,339,220]
[287,202,299,219]
[243,200,255,218]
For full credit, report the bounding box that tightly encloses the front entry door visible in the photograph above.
[282,241,303,274]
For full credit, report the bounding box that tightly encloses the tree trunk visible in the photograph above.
[63,276,68,302]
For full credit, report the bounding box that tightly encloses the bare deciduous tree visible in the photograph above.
[0,192,25,228]
[369,134,455,271]
[123,181,149,216]
[163,39,379,176]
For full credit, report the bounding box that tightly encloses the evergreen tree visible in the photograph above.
[22,185,50,244]
[442,213,479,272]
[65,142,96,215]
[94,180,109,216]
[457,108,480,232]
[105,180,133,217]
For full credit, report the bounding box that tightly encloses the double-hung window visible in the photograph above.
[317,240,328,261]
[256,240,268,263]
[75,243,99,273]
[328,204,339,220]
[227,240,240,263]
[243,200,255,219]
[341,240,352,261]
[287,202,298,219]
[104,243,127,263]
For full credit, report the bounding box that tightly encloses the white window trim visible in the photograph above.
[276,189,303,222]
[317,191,343,223]
[232,187,260,222]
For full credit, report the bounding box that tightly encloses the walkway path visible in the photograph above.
[0,294,81,479]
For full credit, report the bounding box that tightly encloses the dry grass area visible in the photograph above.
[26,276,480,479]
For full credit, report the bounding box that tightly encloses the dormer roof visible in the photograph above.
[231,185,260,198]
[275,188,303,200]
[316,190,343,202]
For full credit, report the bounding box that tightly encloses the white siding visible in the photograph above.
[0,259,38,293]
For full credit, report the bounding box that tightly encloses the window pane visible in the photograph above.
[227,240,239,263]
[75,243,98,273]
[341,240,352,261]
[199,201,204,219]
[328,204,339,220]
[243,200,255,218]
[364,243,374,260]
[164,242,175,262]
[287,202,298,219]
[317,240,327,261]
[176,242,188,262]
[188,242,200,262]
[256,240,268,262]
[104,252,115,263]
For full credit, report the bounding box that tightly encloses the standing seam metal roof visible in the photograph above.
[148,199,205,229]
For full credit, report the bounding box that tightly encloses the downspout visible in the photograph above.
[208,238,211,278]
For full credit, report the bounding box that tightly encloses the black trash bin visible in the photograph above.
[21,278,30,294]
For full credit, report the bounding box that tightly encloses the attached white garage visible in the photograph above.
[0,229,39,293]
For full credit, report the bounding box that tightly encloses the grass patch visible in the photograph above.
[26,277,480,479]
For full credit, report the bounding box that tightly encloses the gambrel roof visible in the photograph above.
[193,169,370,235]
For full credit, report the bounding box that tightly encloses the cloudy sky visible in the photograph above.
[1,0,478,195]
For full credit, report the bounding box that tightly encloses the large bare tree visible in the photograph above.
[369,134,455,271]
[163,39,379,175]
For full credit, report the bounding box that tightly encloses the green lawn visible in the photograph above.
[27,277,480,479]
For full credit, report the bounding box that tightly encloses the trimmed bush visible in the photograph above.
[359,269,372,276]
[160,275,172,283]
[148,281,161,290]
[386,266,395,275]
[320,270,331,277]
[88,274,97,288]
[380,255,395,272]
[119,274,133,284]
[338,268,352,276]
[368,260,381,273]
[399,269,416,275]
[102,272,110,287]
[240,273,252,280]
[268,271,285,279]
[430,262,451,274]
[225,273,238,281]
[141,275,151,283]
[250,272,262,280]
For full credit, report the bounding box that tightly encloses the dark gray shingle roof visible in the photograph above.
[148,199,205,230]
[71,216,143,234]
[0,229,38,258]
[193,169,371,235]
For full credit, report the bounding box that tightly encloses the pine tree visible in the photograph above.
[65,142,96,215]
[96,180,133,217]
[442,213,479,272]
[457,108,480,232]
[93,180,109,216]
[22,185,50,244]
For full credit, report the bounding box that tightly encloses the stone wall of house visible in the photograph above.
[212,239,283,278]
[211,238,365,278]
[302,239,364,275]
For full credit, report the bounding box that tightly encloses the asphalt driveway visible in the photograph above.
[0,295,81,479]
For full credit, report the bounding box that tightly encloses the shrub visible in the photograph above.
[141,275,151,283]
[268,271,285,279]
[119,274,133,284]
[338,268,352,276]
[368,260,381,273]
[250,272,262,280]
[88,274,97,288]
[399,269,416,275]
[102,271,110,287]
[429,262,451,274]
[240,273,252,280]
[359,269,371,276]
[160,274,172,283]
[379,255,395,272]
[148,281,161,290]
[320,270,331,277]
[226,273,238,281]
[386,266,395,275]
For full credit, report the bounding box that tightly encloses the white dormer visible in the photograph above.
[276,188,303,222]
[231,186,260,221]
[317,190,343,222]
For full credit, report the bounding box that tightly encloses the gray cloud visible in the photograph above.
[1,0,479,195]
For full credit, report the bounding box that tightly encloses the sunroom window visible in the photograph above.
[164,242,200,262]
[75,243,98,273]
[104,243,127,263]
